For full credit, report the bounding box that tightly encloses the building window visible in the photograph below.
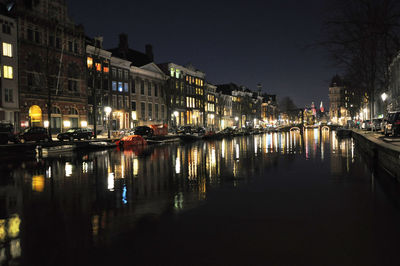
[161,105,165,119]
[112,81,117,91]
[118,82,123,92]
[4,88,13,102]
[155,104,159,120]
[118,69,122,79]
[87,57,93,68]
[27,29,33,41]
[148,82,152,96]
[2,43,12,57]
[74,42,78,53]
[56,37,61,49]
[124,70,129,80]
[103,63,109,73]
[2,24,11,34]
[118,95,123,109]
[141,102,146,119]
[3,65,13,79]
[124,82,129,92]
[140,80,145,95]
[112,67,116,78]
[68,80,78,92]
[112,95,117,108]
[154,84,158,97]
[131,80,136,93]
[132,101,136,111]
[148,103,152,119]
[68,41,73,52]
[125,96,129,109]
[95,63,101,72]
[69,108,79,115]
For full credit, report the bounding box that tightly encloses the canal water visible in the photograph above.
[1,129,400,265]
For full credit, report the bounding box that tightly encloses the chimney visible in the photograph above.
[119,33,129,51]
[145,44,154,62]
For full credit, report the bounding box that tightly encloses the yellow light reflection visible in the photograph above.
[133,159,139,176]
[0,220,5,241]
[7,215,20,238]
[32,175,45,192]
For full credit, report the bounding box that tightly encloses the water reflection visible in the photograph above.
[0,130,393,264]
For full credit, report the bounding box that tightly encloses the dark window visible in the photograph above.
[27,29,33,41]
[154,84,158,97]
[49,35,55,46]
[56,37,61,49]
[68,41,73,52]
[141,102,146,119]
[27,73,34,87]
[140,80,144,95]
[103,78,109,90]
[132,101,136,111]
[131,80,136,93]
[2,24,11,34]
[148,82,152,96]
[148,103,152,119]
[112,67,116,78]
[74,42,78,53]
[34,30,40,43]
[68,80,78,92]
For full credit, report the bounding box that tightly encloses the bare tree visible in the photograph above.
[320,0,400,118]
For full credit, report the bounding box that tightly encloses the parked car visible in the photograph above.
[193,127,206,135]
[383,111,400,137]
[57,128,94,141]
[372,118,383,131]
[133,126,154,137]
[0,122,18,144]
[18,127,51,143]
[361,120,372,130]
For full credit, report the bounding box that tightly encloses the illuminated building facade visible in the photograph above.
[205,83,217,129]
[130,63,168,127]
[86,37,111,134]
[261,94,277,126]
[158,62,206,127]
[9,0,87,132]
[0,11,19,128]
[388,51,400,111]
[110,56,131,130]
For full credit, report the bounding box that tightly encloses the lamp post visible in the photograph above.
[104,106,112,139]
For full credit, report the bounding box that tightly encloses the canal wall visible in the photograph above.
[351,130,400,181]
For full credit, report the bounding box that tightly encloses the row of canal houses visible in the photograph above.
[0,0,277,134]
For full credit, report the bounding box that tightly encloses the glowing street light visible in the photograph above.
[381,92,388,102]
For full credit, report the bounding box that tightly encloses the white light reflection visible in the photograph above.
[122,185,127,204]
[107,172,114,191]
[175,156,181,174]
[254,137,258,154]
[235,144,240,160]
[65,162,73,177]
[82,162,88,173]
[46,166,51,178]
[222,139,226,158]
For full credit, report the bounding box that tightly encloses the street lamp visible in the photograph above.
[381,92,388,102]
[104,106,112,139]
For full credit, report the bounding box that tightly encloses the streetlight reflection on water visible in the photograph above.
[1,129,363,265]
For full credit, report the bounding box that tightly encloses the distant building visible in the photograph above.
[205,83,217,129]
[388,51,400,111]
[85,36,111,135]
[0,11,18,128]
[158,62,206,127]
[9,0,87,132]
[261,94,277,125]
[328,75,360,125]
[130,63,168,127]
[110,56,131,130]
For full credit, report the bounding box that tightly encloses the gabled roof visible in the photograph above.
[140,62,165,75]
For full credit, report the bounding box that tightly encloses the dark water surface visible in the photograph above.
[1,130,400,265]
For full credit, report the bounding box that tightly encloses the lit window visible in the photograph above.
[87,57,93,68]
[112,81,117,91]
[124,83,128,92]
[95,63,101,72]
[103,66,109,73]
[118,82,123,92]
[2,42,12,57]
[3,65,13,79]
[170,68,175,77]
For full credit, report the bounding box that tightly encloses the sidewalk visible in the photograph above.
[353,129,400,151]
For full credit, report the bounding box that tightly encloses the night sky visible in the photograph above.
[68,0,334,108]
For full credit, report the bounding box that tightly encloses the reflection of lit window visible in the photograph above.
[175,156,181,174]
[0,220,5,241]
[122,185,127,204]
[133,159,138,176]
[7,215,20,238]
[10,239,21,259]
[32,175,45,192]
[82,162,88,173]
[108,172,114,191]
[65,163,73,177]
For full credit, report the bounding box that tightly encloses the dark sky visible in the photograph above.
[68,0,334,108]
